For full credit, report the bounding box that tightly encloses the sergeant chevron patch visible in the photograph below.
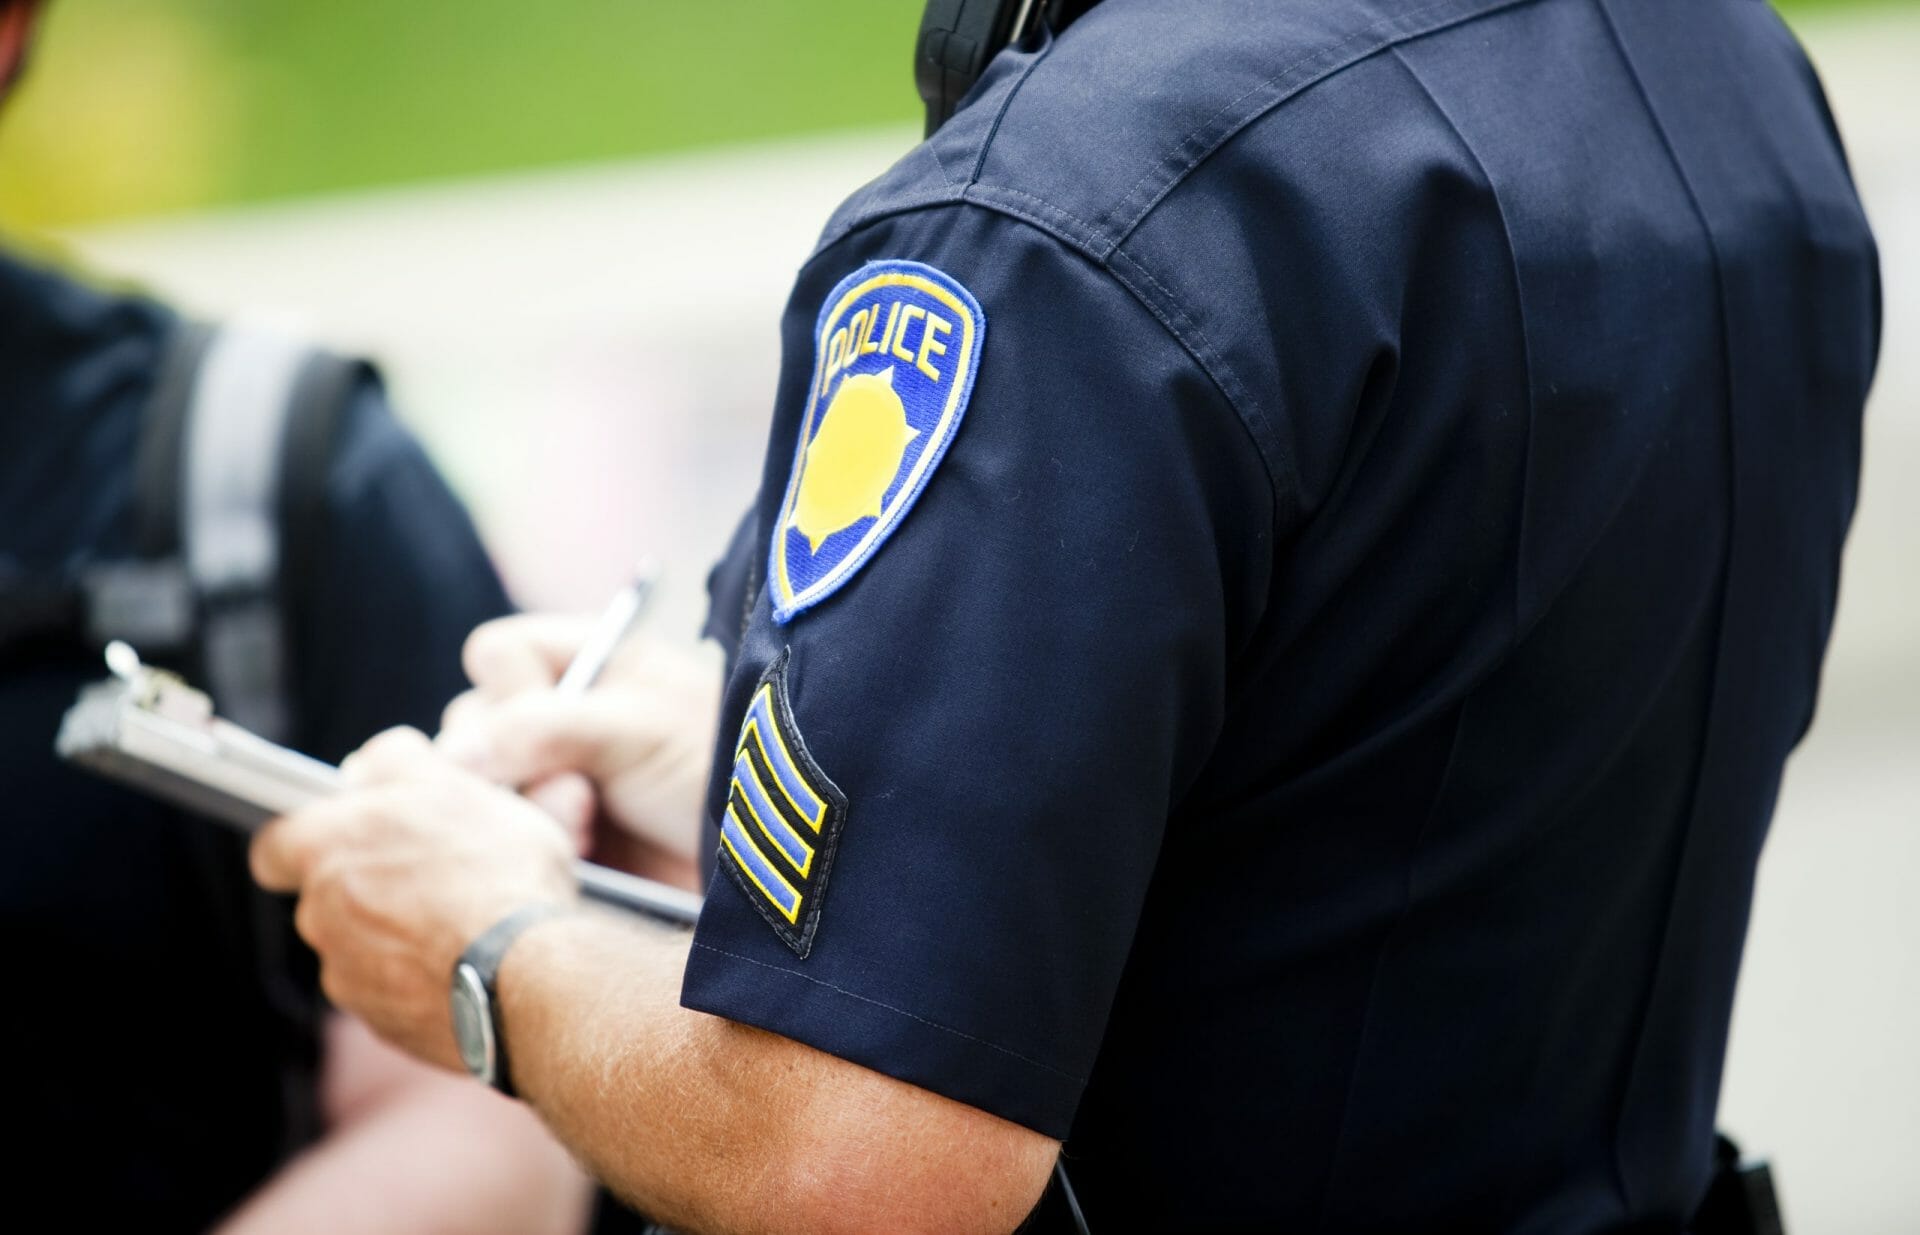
[715,653,848,957]
[769,259,985,623]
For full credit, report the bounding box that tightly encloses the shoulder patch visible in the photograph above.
[714,653,849,957]
[769,259,985,623]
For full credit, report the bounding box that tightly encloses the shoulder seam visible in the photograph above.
[820,0,1547,261]
[1104,245,1296,505]
[798,195,1292,517]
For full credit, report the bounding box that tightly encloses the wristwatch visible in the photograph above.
[449,903,568,1097]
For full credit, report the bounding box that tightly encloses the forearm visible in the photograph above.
[247,729,1055,1234]
[218,1019,591,1235]
[499,911,1051,1235]
[498,912,790,1233]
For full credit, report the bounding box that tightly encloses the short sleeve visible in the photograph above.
[681,205,1272,1136]
[296,379,514,762]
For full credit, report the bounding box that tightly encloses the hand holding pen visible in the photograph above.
[437,560,724,900]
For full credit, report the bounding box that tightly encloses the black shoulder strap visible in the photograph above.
[130,317,216,559]
[274,350,365,753]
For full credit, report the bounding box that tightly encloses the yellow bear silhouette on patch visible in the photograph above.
[791,367,919,552]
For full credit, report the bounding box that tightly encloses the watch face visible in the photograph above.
[450,962,496,1084]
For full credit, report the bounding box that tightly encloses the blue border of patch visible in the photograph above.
[768,259,986,623]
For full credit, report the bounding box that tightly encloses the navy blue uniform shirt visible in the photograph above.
[685,1,1880,1229]
[0,248,512,1230]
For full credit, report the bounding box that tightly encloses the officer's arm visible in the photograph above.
[217,1015,591,1235]
[499,911,1061,1235]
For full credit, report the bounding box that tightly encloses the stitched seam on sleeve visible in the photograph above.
[967,182,1115,252]
[1104,245,1292,503]
[794,196,1285,538]
[690,940,1086,1083]
[921,138,958,188]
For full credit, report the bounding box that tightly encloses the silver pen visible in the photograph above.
[547,560,705,925]
[555,558,660,695]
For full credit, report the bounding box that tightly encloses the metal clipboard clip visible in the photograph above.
[56,642,704,928]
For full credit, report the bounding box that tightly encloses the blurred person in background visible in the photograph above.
[246,0,1877,1231]
[0,1,590,1230]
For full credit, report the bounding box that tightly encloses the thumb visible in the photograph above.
[464,688,644,791]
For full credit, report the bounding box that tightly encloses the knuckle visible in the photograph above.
[251,819,312,890]
[477,701,560,774]
[520,721,569,768]
[463,619,523,687]
[317,961,352,1009]
[439,690,483,737]
[365,725,430,760]
[292,891,328,949]
[331,860,384,921]
[349,728,433,784]
[395,777,454,815]
[247,829,281,885]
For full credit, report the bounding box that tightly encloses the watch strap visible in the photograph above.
[457,902,569,1096]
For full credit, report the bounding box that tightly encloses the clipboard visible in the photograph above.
[55,645,704,928]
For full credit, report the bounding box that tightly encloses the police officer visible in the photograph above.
[0,2,591,1229]
[251,0,1881,1230]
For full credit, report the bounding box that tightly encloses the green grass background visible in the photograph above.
[0,0,1886,228]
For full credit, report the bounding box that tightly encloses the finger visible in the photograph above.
[469,689,645,790]
[462,614,599,700]
[438,689,488,742]
[251,802,359,893]
[435,692,497,775]
[292,880,331,949]
[317,956,353,1013]
[340,726,437,787]
[525,771,596,854]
